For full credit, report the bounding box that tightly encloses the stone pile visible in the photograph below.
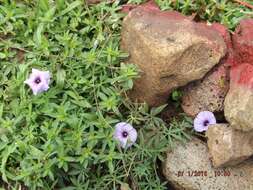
[163,138,253,190]
[121,1,253,189]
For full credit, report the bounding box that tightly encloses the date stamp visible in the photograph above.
[176,170,208,177]
[176,170,244,177]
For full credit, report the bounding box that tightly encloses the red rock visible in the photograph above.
[140,0,160,11]
[233,19,253,65]
[121,0,187,20]
[121,4,137,13]
[210,23,237,67]
[121,0,159,14]
[210,23,231,47]
[230,63,253,89]
[224,63,253,131]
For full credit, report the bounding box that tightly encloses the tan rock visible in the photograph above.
[163,138,253,190]
[224,63,253,131]
[182,62,229,117]
[206,124,253,168]
[121,6,226,106]
[181,23,231,117]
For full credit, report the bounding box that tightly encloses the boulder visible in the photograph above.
[163,138,253,190]
[233,18,253,65]
[224,63,253,131]
[181,23,231,117]
[121,6,226,106]
[206,124,253,168]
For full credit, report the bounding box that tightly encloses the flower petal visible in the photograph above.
[113,122,138,149]
[193,111,216,132]
[24,68,51,95]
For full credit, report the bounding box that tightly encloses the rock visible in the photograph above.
[224,63,253,131]
[163,138,253,190]
[121,6,226,106]
[210,23,236,67]
[121,4,137,13]
[121,0,159,14]
[206,124,253,168]
[181,23,230,117]
[233,18,253,65]
[181,62,229,117]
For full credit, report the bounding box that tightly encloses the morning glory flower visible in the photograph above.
[194,111,216,132]
[24,68,50,95]
[113,122,137,149]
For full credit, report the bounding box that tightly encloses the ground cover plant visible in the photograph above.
[0,0,252,189]
[133,0,253,29]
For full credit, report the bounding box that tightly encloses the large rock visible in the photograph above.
[121,6,226,106]
[224,63,253,131]
[181,23,231,117]
[233,19,253,65]
[163,138,253,190]
[206,124,253,168]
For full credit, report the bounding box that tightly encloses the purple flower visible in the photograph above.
[113,122,137,149]
[24,68,50,95]
[194,111,216,132]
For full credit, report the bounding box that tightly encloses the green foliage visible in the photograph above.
[171,90,183,107]
[0,0,192,189]
[127,0,143,4]
[156,0,253,29]
[128,0,253,30]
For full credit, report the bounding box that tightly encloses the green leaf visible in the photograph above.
[0,103,3,118]
[34,23,44,45]
[71,99,91,108]
[56,68,66,88]
[0,52,6,59]
[1,143,17,182]
[58,1,82,17]
[172,90,182,101]
[39,0,50,11]
[150,104,167,116]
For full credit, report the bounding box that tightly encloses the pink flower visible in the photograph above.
[113,122,137,149]
[24,68,50,95]
[194,111,216,132]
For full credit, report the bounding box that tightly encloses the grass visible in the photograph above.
[0,0,251,189]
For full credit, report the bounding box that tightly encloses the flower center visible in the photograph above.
[203,120,210,127]
[34,77,41,84]
[122,131,128,138]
